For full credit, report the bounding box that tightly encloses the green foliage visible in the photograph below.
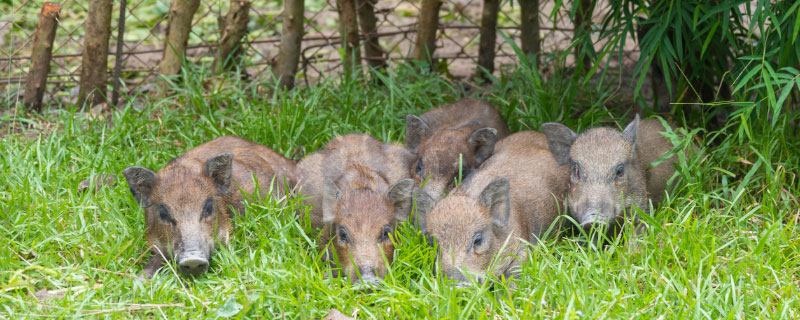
[1,56,798,317]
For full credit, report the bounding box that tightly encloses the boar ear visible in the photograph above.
[386,178,415,221]
[622,114,640,144]
[413,187,435,232]
[479,178,511,228]
[322,178,341,224]
[123,166,158,207]
[541,122,577,166]
[206,152,234,194]
[406,115,431,154]
[468,127,498,164]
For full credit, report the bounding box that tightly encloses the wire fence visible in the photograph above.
[0,0,639,107]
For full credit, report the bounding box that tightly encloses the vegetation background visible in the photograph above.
[1,0,799,318]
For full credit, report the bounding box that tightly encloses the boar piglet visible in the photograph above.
[541,115,677,237]
[416,131,568,286]
[406,98,510,200]
[297,134,427,286]
[123,136,296,278]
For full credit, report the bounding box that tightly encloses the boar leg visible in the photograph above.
[142,252,166,278]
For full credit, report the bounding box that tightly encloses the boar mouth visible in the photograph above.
[176,250,210,276]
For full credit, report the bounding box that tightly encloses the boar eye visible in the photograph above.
[472,232,484,249]
[571,163,581,181]
[337,227,349,243]
[615,164,625,178]
[201,197,214,219]
[158,205,175,225]
[415,159,424,176]
[379,226,392,241]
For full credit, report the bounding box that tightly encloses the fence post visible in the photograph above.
[158,0,201,93]
[24,2,60,112]
[519,0,540,61]
[356,0,386,73]
[413,0,441,67]
[476,0,499,79]
[276,0,304,89]
[214,0,250,73]
[79,0,114,108]
[573,0,593,71]
[336,0,361,74]
[111,0,127,106]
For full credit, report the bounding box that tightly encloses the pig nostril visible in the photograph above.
[178,258,209,275]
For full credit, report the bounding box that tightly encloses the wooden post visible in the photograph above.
[336,0,361,74]
[476,0,500,79]
[24,2,61,112]
[356,0,386,72]
[79,0,114,107]
[413,0,442,67]
[573,0,593,71]
[159,0,201,92]
[276,0,304,89]
[519,0,540,61]
[214,0,250,73]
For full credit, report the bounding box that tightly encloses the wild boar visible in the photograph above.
[405,98,511,200]
[123,135,296,278]
[416,131,569,285]
[296,134,426,285]
[540,115,678,235]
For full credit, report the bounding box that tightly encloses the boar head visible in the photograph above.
[123,152,235,277]
[406,115,498,199]
[417,178,513,286]
[322,178,431,286]
[541,116,647,234]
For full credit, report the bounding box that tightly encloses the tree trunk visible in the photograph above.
[158,0,201,92]
[111,0,128,106]
[356,0,385,72]
[79,0,114,108]
[413,0,442,67]
[24,2,61,112]
[276,0,304,89]
[573,0,593,71]
[336,0,361,74]
[519,0,540,61]
[214,0,250,73]
[476,0,500,79]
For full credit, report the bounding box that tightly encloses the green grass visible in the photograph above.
[1,62,798,318]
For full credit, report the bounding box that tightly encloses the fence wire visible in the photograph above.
[0,0,632,107]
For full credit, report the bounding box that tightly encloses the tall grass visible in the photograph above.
[1,48,799,318]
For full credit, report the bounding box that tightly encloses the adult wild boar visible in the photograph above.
[405,98,510,199]
[541,115,678,235]
[416,131,568,286]
[296,134,425,285]
[123,136,296,277]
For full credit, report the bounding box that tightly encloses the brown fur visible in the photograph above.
[542,116,678,236]
[295,134,420,285]
[123,135,296,278]
[417,131,569,285]
[406,98,511,199]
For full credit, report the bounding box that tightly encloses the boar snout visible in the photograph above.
[177,251,209,275]
[352,266,381,286]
